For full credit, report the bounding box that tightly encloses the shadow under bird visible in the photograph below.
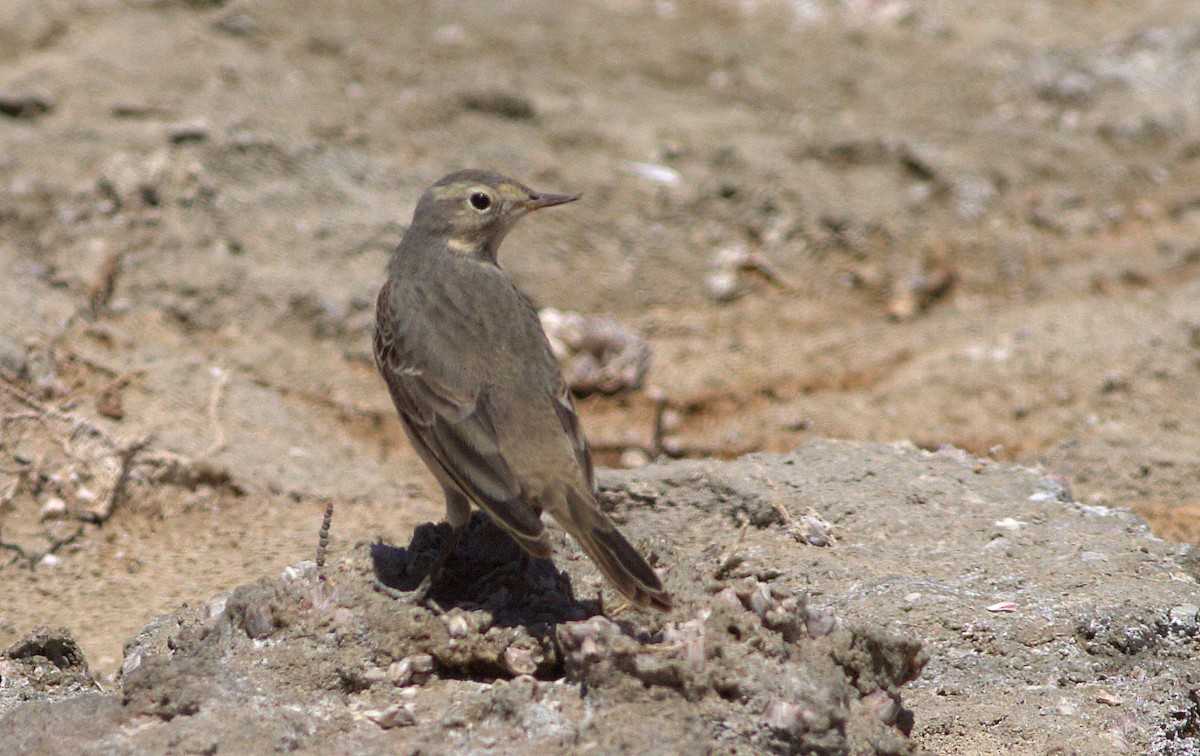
[373,169,672,611]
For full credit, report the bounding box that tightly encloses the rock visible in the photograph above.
[0,627,98,716]
[364,703,416,729]
[38,496,68,521]
[458,90,536,120]
[167,120,210,144]
[539,308,651,395]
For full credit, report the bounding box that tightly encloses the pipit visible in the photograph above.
[373,170,672,611]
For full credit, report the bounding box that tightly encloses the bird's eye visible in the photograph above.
[469,192,492,212]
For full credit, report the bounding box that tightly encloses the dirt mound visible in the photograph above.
[4,443,1200,753]
[2,456,931,754]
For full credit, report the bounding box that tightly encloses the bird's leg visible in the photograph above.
[375,490,471,612]
[415,523,465,605]
[372,524,464,611]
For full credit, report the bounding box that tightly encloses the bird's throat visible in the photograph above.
[445,235,481,255]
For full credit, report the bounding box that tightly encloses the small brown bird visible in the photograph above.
[373,170,672,611]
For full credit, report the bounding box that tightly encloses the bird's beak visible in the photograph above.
[521,191,581,212]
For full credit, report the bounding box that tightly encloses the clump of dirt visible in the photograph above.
[2,510,926,754]
[0,626,99,711]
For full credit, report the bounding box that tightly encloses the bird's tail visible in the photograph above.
[564,490,673,611]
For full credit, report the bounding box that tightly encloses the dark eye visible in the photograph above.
[469,192,492,212]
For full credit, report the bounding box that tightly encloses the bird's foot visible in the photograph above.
[371,575,447,613]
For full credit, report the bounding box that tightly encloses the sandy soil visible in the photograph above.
[3,0,1200,752]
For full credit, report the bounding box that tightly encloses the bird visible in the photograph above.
[373,169,672,611]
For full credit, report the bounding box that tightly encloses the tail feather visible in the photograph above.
[571,517,673,612]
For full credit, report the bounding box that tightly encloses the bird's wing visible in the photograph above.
[374,290,545,543]
[550,375,595,491]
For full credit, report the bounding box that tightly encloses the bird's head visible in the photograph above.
[407,170,579,262]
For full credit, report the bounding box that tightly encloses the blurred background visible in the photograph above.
[3,0,1200,680]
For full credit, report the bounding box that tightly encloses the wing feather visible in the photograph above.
[374,284,545,542]
[550,377,595,491]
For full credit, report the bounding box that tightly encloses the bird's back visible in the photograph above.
[379,246,584,495]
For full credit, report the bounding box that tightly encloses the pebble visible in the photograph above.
[242,602,276,639]
[364,703,416,729]
[1167,604,1199,635]
[443,613,470,639]
[625,161,682,186]
[993,517,1026,531]
[38,496,68,521]
[620,448,651,468]
[459,90,536,120]
[168,120,210,144]
[503,646,539,676]
[704,269,740,302]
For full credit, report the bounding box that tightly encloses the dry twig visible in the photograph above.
[83,248,128,320]
[81,435,151,524]
[202,367,229,458]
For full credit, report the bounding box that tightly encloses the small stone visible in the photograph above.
[459,90,536,120]
[168,120,210,144]
[40,553,61,568]
[280,562,316,582]
[408,654,434,684]
[364,703,416,729]
[443,612,470,639]
[204,594,229,625]
[659,408,683,434]
[782,415,811,432]
[626,161,682,186]
[993,517,1026,531]
[121,648,145,677]
[704,269,741,302]
[713,588,743,611]
[39,496,68,521]
[763,698,810,735]
[620,448,651,468]
[358,667,386,685]
[747,583,773,618]
[1095,690,1123,706]
[386,659,413,686]
[504,645,538,676]
[804,608,838,637]
[1167,605,1199,635]
[863,689,900,725]
[1100,372,1129,393]
[660,437,684,457]
[242,602,276,639]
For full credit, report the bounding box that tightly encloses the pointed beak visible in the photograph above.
[520,191,580,212]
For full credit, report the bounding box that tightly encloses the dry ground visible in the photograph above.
[3,1,1200,752]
